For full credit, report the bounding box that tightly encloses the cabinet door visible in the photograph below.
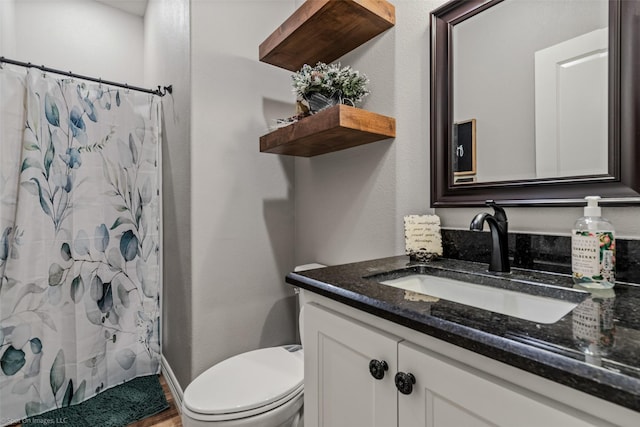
[304,303,400,427]
[398,341,603,427]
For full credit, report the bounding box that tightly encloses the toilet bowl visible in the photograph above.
[181,345,304,427]
[181,263,325,427]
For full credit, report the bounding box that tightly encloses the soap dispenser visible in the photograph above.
[571,196,615,289]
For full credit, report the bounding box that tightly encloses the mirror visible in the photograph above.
[430,0,640,206]
[454,0,608,183]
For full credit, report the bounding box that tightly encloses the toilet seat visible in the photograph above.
[183,346,304,422]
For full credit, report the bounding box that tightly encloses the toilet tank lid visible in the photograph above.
[183,346,303,416]
[294,263,326,272]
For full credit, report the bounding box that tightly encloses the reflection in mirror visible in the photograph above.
[453,0,608,184]
[430,0,640,206]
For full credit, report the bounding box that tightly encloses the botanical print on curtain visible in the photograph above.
[0,68,161,425]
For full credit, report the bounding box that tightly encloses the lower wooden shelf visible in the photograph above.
[260,104,396,157]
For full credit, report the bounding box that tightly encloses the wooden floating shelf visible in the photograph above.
[259,0,396,71]
[260,104,396,157]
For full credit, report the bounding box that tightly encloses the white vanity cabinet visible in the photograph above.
[303,297,634,427]
[398,341,599,427]
[304,303,400,427]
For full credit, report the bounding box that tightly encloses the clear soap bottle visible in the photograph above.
[571,196,615,289]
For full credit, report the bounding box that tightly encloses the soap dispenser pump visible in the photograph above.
[571,196,615,289]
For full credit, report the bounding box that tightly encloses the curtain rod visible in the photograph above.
[0,56,172,97]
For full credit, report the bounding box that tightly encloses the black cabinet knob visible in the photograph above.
[369,359,389,380]
[395,371,416,395]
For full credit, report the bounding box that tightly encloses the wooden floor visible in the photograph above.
[129,374,182,427]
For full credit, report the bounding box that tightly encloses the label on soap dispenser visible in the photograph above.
[571,231,615,286]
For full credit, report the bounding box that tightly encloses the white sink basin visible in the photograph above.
[380,274,581,324]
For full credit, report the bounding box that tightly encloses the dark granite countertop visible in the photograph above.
[286,255,640,413]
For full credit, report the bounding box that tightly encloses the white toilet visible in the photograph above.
[181,264,325,427]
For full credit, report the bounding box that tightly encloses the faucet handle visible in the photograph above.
[486,200,507,223]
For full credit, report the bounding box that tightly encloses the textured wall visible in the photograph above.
[190,0,298,380]
[294,1,445,266]
[145,0,299,389]
[0,0,16,57]
[293,0,640,271]
[11,0,640,393]
[144,0,192,389]
[11,0,144,86]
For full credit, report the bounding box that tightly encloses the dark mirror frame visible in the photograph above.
[430,0,640,207]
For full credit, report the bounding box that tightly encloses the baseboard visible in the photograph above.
[161,354,184,413]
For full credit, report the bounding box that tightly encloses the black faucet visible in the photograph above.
[470,200,510,273]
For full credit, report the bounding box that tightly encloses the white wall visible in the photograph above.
[293,0,640,270]
[8,0,145,86]
[4,0,196,383]
[7,0,640,392]
[190,0,298,379]
[4,0,296,392]
[294,0,442,265]
[0,0,16,57]
[145,0,300,388]
[144,0,192,389]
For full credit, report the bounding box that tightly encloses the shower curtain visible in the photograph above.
[0,67,161,424]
